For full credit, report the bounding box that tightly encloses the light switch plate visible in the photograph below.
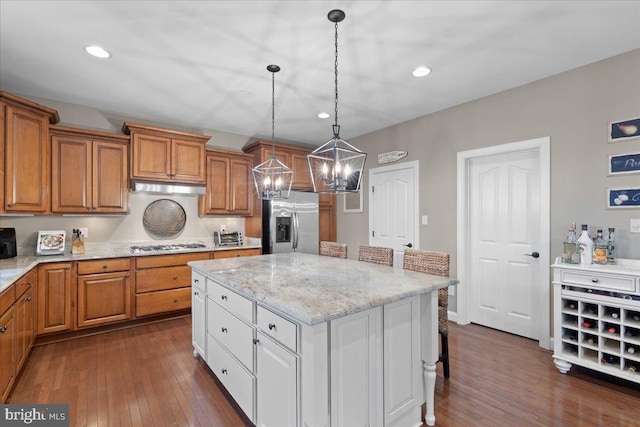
[78,227,88,239]
[421,215,428,225]
[220,224,226,232]
[631,218,640,233]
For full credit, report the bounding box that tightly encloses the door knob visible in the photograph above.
[524,251,540,258]
[403,243,413,248]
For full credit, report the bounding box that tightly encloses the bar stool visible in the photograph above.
[358,245,393,266]
[402,249,451,379]
[319,241,348,259]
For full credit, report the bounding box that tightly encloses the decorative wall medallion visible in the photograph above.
[143,199,187,238]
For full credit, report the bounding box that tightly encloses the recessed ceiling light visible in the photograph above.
[412,66,431,77]
[317,112,330,119]
[84,45,111,59]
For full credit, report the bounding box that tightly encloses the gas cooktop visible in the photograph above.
[130,243,207,253]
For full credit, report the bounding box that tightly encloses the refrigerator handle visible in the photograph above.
[293,211,299,250]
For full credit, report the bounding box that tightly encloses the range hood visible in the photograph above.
[132,181,206,195]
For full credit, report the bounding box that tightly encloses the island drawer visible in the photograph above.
[257,305,297,352]
[136,266,192,293]
[77,258,130,275]
[207,334,255,422]
[560,270,636,292]
[136,287,191,317]
[15,268,36,299]
[208,298,255,371]
[135,252,210,269]
[207,280,253,321]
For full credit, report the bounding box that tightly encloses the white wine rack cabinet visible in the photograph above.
[552,259,640,384]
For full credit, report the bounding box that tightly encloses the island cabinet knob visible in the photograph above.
[194,278,199,283]
[221,327,228,333]
[221,295,228,301]
[592,278,600,283]
[221,369,227,375]
[194,291,199,296]
[268,323,276,330]
[253,338,260,345]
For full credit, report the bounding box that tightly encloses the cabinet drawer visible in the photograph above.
[135,252,210,269]
[78,258,130,275]
[15,269,36,299]
[257,305,297,352]
[136,265,192,293]
[0,285,15,316]
[213,248,262,259]
[208,298,255,371]
[207,280,253,322]
[560,270,636,292]
[207,334,255,422]
[136,287,191,317]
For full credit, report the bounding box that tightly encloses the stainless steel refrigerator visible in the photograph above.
[262,191,319,254]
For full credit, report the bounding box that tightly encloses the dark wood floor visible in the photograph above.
[9,318,640,426]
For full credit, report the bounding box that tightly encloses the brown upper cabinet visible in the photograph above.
[242,140,314,192]
[122,122,209,185]
[51,125,130,214]
[199,148,254,216]
[0,92,60,214]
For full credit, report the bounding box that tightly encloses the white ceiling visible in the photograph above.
[1,1,639,146]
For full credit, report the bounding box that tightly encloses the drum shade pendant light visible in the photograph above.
[252,65,293,199]
[307,9,366,194]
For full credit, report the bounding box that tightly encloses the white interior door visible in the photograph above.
[369,161,419,267]
[468,149,541,339]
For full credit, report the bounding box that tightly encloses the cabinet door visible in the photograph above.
[171,138,205,183]
[330,307,382,427]
[230,157,252,215]
[131,133,171,180]
[0,306,15,403]
[291,152,313,191]
[93,141,129,213]
[4,105,50,212]
[15,287,35,373]
[192,273,206,358]
[319,204,336,243]
[200,155,230,214]
[256,332,298,427]
[77,272,131,328]
[383,296,421,426]
[37,263,72,334]
[51,135,92,213]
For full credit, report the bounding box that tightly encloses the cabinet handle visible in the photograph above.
[173,276,178,280]
[86,206,91,210]
[253,338,260,345]
[26,281,31,286]
[65,266,71,270]
[221,368,227,375]
[173,299,178,303]
[0,326,7,333]
[103,265,108,269]
[591,278,600,283]
[221,295,228,301]
[268,323,276,330]
[26,296,32,302]
[221,327,228,333]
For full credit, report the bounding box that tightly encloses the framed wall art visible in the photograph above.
[606,188,640,209]
[607,152,640,176]
[609,117,640,142]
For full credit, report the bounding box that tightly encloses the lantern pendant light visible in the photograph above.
[252,65,293,200]
[307,9,366,194]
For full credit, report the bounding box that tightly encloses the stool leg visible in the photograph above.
[440,333,450,379]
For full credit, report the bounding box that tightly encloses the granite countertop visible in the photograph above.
[0,238,262,293]
[189,252,458,325]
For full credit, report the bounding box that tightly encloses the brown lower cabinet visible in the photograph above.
[37,262,72,334]
[0,303,15,403]
[213,248,262,259]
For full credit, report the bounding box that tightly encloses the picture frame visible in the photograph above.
[607,152,640,176]
[606,188,640,209]
[343,190,364,213]
[36,230,66,255]
[609,117,640,143]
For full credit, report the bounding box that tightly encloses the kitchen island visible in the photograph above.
[189,252,458,427]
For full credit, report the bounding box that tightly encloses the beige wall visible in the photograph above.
[338,49,640,312]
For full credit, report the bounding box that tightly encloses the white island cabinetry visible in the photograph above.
[552,259,640,384]
[190,253,456,427]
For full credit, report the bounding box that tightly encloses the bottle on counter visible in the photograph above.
[593,229,608,265]
[562,223,580,264]
[576,224,593,265]
[606,227,616,264]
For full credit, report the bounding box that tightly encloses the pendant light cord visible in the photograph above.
[334,20,339,130]
[271,69,276,159]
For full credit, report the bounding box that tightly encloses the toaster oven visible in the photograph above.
[214,231,244,246]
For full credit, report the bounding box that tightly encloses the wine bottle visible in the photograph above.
[606,227,616,264]
[576,224,593,265]
[593,229,607,265]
